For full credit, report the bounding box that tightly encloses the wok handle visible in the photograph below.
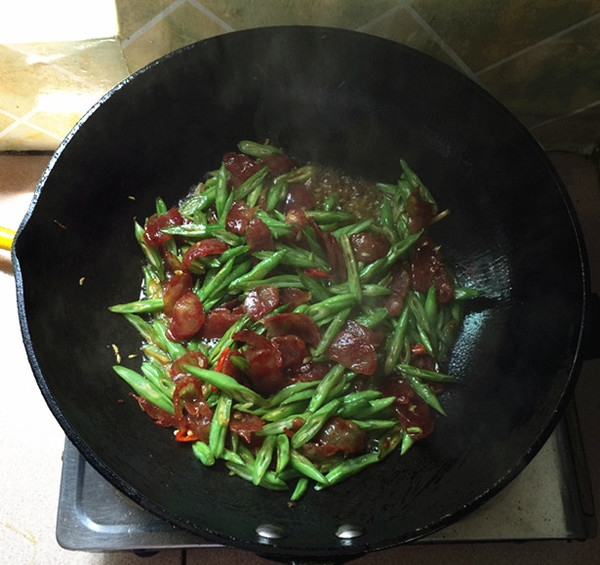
[0,226,15,252]
[582,292,600,361]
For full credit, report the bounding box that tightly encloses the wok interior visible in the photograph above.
[13,28,585,559]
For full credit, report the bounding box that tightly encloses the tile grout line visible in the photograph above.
[530,99,600,131]
[186,0,235,32]
[477,12,600,76]
[0,108,63,142]
[404,5,480,83]
[3,40,125,94]
[121,0,189,48]
[121,0,235,50]
[357,5,404,32]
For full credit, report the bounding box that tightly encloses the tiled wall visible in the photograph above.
[1,0,599,153]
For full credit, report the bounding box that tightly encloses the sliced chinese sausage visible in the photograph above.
[272,334,307,369]
[262,312,321,348]
[394,394,434,440]
[411,236,455,304]
[169,350,208,380]
[284,184,314,212]
[223,152,260,188]
[181,238,229,271]
[257,154,296,178]
[278,287,311,311]
[406,190,436,233]
[143,207,184,247]
[245,216,275,252]
[300,417,367,461]
[233,329,273,350]
[229,410,264,444]
[200,307,241,339]
[243,285,279,320]
[163,271,193,316]
[349,232,389,262]
[326,321,378,375]
[166,292,205,342]
[245,347,284,395]
[225,200,254,235]
[385,262,411,316]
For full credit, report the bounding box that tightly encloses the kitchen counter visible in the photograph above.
[1,152,599,565]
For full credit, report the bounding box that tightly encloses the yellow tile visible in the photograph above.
[0,40,128,119]
[26,110,82,141]
[0,121,62,151]
[0,112,14,132]
[0,44,47,116]
[13,39,129,92]
[199,0,399,29]
[123,2,228,72]
[114,0,179,40]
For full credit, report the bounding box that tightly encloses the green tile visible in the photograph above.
[198,0,399,30]
[530,104,600,152]
[478,16,600,126]
[413,0,600,71]
[362,8,460,71]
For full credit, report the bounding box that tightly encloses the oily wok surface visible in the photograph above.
[13,27,587,561]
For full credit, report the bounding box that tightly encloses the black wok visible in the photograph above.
[12,27,588,562]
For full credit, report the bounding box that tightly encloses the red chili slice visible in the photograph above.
[262,312,321,348]
[163,271,193,316]
[167,292,205,342]
[410,343,428,357]
[169,350,208,380]
[243,285,279,320]
[217,349,246,383]
[143,207,184,247]
[326,321,378,375]
[350,232,390,263]
[200,307,241,339]
[303,268,334,279]
[182,238,229,271]
[245,217,274,252]
[225,200,254,235]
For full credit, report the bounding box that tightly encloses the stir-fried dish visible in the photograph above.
[109,140,478,501]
